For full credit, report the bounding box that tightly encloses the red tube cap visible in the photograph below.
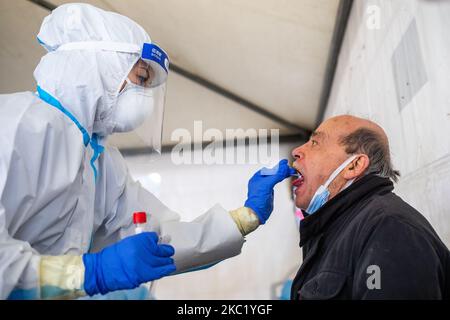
[133,212,147,224]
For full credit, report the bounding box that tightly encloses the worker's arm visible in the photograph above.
[90,146,245,273]
[91,148,292,274]
[352,215,445,299]
[157,159,295,272]
[94,167,246,273]
[9,162,281,299]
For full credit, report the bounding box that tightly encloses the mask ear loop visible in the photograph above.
[116,54,141,96]
[346,154,367,186]
[323,154,359,190]
[118,78,134,95]
[340,154,362,191]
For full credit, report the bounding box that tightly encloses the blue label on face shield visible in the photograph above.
[141,43,169,73]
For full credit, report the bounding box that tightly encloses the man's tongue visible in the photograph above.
[292,175,304,188]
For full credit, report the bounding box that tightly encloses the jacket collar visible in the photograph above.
[299,174,394,247]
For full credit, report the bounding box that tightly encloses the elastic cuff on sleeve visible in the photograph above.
[229,207,260,236]
[40,255,87,299]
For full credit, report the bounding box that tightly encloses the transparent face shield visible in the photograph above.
[112,43,169,158]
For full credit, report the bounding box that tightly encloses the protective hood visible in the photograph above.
[34,3,151,137]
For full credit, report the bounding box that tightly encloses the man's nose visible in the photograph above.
[291,144,305,160]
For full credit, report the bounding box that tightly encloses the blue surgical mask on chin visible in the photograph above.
[306,155,358,215]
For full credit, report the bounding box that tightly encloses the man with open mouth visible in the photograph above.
[285,114,449,300]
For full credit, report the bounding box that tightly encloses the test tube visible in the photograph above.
[133,211,147,234]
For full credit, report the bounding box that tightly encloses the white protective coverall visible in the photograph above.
[0,3,259,299]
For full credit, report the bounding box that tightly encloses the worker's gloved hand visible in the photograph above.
[82,232,176,296]
[244,159,296,224]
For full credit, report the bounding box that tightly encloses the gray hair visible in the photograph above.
[339,128,400,182]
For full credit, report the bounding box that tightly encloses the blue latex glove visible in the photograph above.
[83,232,176,296]
[244,159,296,224]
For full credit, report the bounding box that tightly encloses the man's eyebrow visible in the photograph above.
[310,131,326,139]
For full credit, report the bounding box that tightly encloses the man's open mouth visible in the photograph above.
[292,169,304,188]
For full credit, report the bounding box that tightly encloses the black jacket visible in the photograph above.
[291,174,450,300]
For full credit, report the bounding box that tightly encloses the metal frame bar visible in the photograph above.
[29,0,55,11]
[169,64,309,136]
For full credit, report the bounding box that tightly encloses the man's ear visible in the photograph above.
[343,154,370,179]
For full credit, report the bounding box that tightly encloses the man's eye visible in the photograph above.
[311,140,318,146]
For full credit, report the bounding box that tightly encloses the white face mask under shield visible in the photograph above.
[305,155,358,215]
[112,78,154,133]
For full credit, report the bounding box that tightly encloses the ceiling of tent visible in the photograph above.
[0,0,341,149]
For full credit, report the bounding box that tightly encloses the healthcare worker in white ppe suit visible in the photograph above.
[0,3,295,299]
